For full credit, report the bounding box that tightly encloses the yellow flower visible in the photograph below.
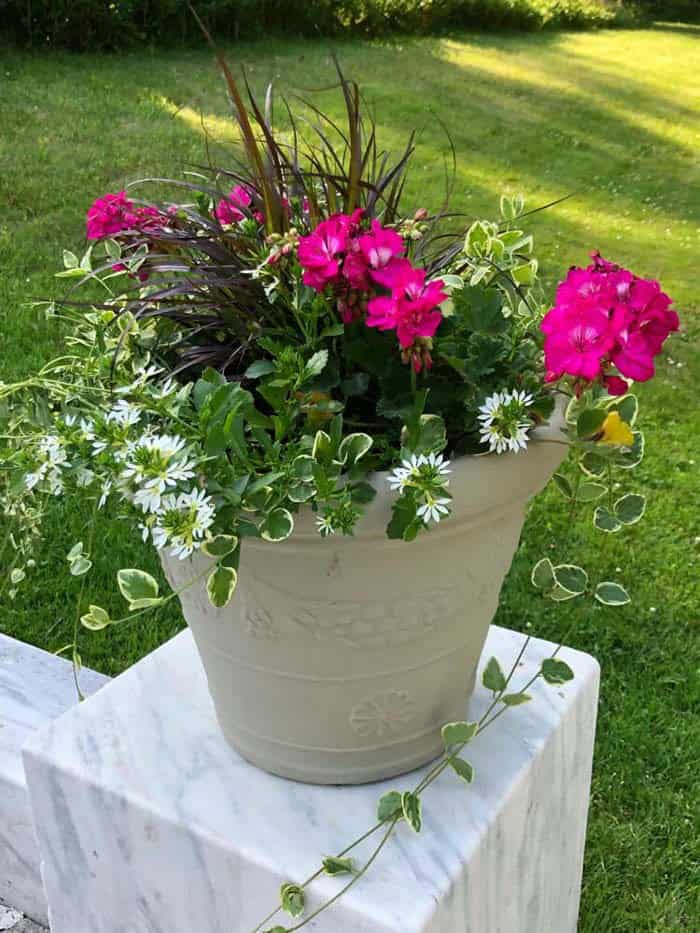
[599,411,634,446]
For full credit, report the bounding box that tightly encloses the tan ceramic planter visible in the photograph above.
[163,412,566,785]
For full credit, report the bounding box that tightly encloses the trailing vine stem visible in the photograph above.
[252,631,574,933]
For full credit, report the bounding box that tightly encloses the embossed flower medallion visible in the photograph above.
[349,689,416,737]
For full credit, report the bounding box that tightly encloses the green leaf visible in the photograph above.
[615,493,646,525]
[104,238,121,261]
[580,451,607,477]
[264,928,288,933]
[441,721,479,749]
[338,432,373,466]
[280,883,305,919]
[552,473,573,499]
[577,482,607,503]
[244,359,275,379]
[541,658,575,685]
[302,349,329,383]
[320,322,345,338]
[501,692,532,706]
[577,408,607,439]
[66,541,84,562]
[260,508,294,542]
[401,791,422,833]
[206,565,238,608]
[117,569,159,604]
[607,393,638,426]
[127,597,163,610]
[531,557,555,591]
[594,506,622,534]
[322,856,355,876]
[62,249,79,269]
[449,757,475,785]
[386,495,421,542]
[311,430,333,463]
[413,414,447,455]
[594,581,631,606]
[552,564,588,596]
[549,583,582,602]
[69,555,92,576]
[377,790,403,823]
[291,455,315,480]
[482,656,507,693]
[457,284,508,335]
[80,605,111,631]
[201,534,238,559]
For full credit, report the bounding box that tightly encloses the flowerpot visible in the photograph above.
[162,411,566,785]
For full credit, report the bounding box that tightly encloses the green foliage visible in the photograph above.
[482,656,507,692]
[441,720,479,748]
[541,658,575,684]
[322,856,355,876]
[449,757,475,784]
[280,882,305,918]
[377,791,403,822]
[206,564,238,607]
[3,0,634,51]
[400,791,422,833]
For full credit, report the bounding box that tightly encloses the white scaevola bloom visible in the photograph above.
[316,513,336,536]
[152,487,216,560]
[75,467,95,488]
[25,436,69,496]
[105,399,141,427]
[122,434,197,513]
[477,389,534,455]
[98,480,113,509]
[417,497,451,525]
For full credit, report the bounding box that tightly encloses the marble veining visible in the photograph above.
[23,625,599,933]
[0,634,108,923]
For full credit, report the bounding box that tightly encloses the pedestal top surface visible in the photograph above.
[25,625,599,932]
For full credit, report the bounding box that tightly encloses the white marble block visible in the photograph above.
[0,634,108,923]
[23,626,599,933]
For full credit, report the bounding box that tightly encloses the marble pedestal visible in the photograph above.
[0,634,108,924]
[23,626,599,933]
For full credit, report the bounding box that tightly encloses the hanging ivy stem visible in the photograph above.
[252,629,560,933]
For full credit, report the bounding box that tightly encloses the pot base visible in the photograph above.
[214,667,477,786]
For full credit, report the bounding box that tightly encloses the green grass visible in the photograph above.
[1,26,699,931]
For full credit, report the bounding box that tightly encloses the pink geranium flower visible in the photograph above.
[86,192,166,241]
[367,264,446,350]
[215,184,262,225]
[542,253,678,390]
[543,305,618,382]
[359,220,404,277]
[86,191,136,240]
[297,213,354,290]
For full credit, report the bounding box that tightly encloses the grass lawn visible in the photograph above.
[1,25,699,931]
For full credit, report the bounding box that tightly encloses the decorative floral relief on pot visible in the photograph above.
[349,689,416,737]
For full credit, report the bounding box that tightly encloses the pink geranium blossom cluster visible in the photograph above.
[297,212,446,371]
[215,184,265,226]
[86,191,163,240]
[541,252,679,395]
